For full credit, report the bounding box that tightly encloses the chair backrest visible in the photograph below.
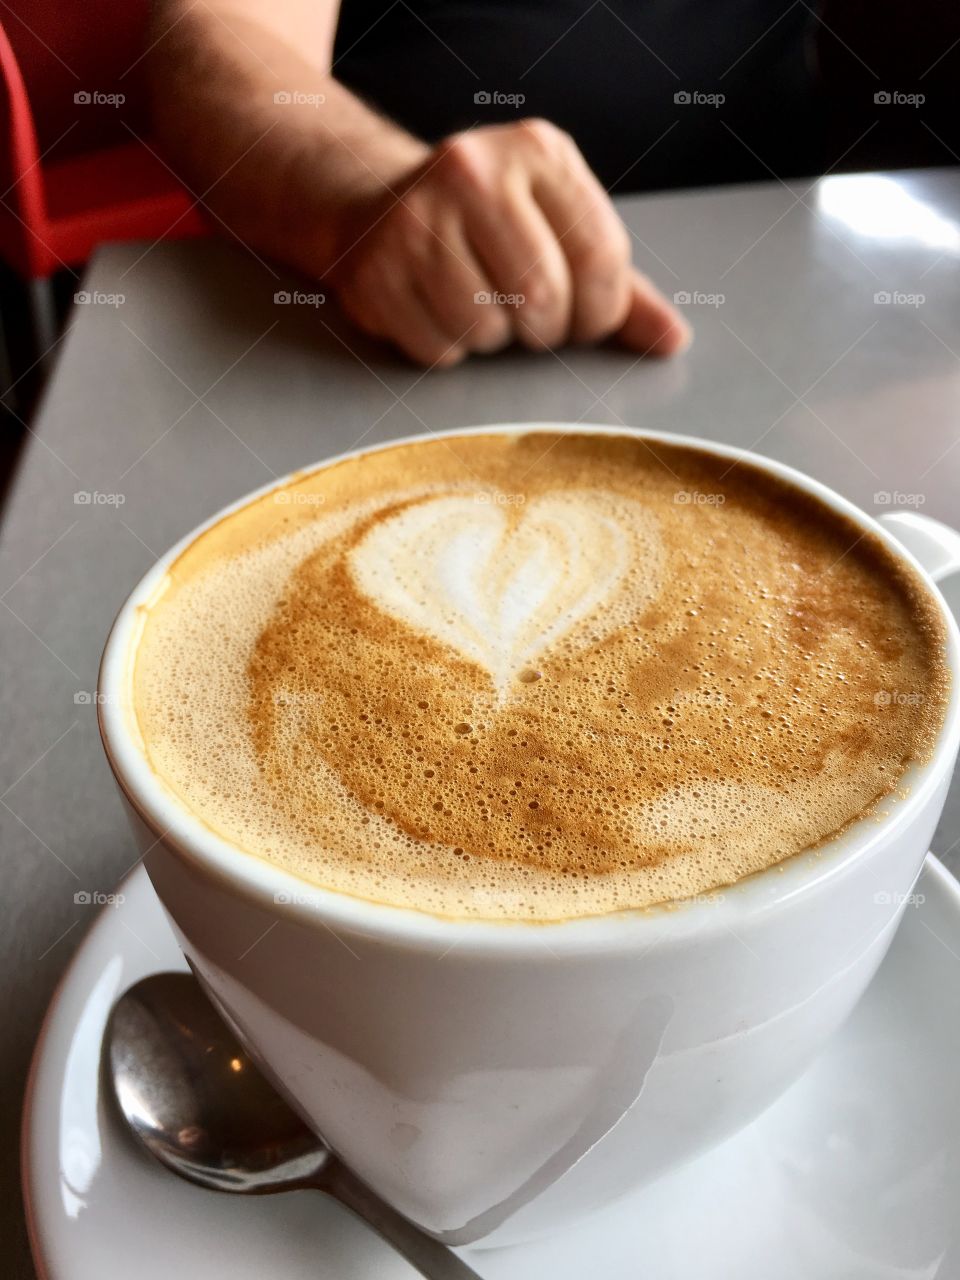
[1,1,153,163]
[0,19,46,231]
[0,3,156,271]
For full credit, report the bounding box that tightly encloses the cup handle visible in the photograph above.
[879,511,960,621]
[879,512,960,584]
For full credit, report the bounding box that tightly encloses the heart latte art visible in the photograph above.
[348,491,659,699]
[133,432,949,920]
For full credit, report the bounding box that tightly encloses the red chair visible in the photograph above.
[0,14,206,356]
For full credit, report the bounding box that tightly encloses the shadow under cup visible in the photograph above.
[97,425,960,1247]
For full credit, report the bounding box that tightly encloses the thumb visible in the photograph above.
[615,270,692,356]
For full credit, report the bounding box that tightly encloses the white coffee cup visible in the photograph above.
[98,425,960,1247]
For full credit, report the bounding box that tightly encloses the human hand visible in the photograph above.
[325,118,691,367]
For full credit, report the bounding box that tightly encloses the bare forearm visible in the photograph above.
[149,0,688,366]
[149,1,429,274]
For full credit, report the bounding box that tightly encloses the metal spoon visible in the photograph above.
[106,971,483,1279]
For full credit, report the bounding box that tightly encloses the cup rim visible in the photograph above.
[98,422,960,954]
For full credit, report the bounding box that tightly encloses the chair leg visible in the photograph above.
[28,276,59,365]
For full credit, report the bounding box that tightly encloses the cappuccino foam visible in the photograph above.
[132,432,949,920]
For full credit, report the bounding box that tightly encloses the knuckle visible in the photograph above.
[471,307,512,351]
[573,306,621,345]
[577,233,629,281]
[518,302,566,350]
[569,190,631,262]
[434,132,489,190]
[518,264,558,313]
[517,117,567,152]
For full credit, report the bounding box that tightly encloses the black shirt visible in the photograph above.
[333,0,823,192]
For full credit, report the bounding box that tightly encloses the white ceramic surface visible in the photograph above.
[96,426,960,1246]
[23,857,960,1280]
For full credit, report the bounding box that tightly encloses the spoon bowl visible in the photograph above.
[107,972,483,1278]
[107,971,330,1192]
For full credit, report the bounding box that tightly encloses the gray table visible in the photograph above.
[3,169,960,1277]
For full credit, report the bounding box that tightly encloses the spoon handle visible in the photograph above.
[321,1160,486,1279]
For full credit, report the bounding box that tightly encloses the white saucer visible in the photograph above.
[23,858,960,1280]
